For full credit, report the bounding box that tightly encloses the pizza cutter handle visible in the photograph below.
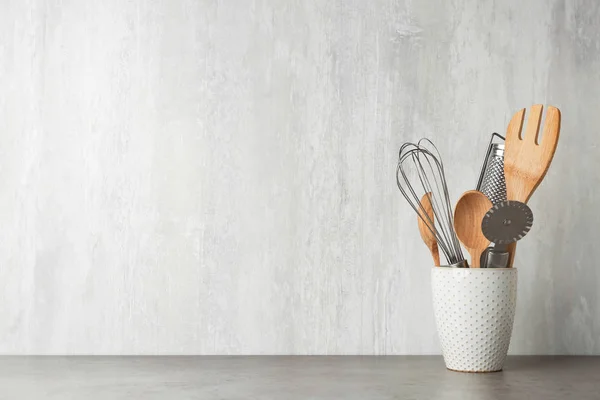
[481,246,510,268]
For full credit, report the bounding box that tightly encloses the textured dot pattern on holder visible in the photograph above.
[431,268,518,372]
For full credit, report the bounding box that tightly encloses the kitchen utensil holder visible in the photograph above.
[432,267,517,372]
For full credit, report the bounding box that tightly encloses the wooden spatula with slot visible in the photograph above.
[504,104,561,266]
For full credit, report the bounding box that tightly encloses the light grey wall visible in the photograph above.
[0,0,598,355]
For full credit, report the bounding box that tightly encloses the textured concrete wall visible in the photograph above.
[0,0,599,355]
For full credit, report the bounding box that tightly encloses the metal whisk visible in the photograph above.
[396,139,465,266]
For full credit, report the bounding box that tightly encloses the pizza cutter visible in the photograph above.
[480,200,533,268]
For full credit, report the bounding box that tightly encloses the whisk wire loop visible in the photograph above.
[396,139,464,265]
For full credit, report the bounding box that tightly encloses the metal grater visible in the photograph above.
[476,133,507,205]
[479,144,506,204]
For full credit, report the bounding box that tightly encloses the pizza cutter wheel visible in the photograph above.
[480,200,534,268]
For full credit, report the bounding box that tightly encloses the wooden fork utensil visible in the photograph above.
[504,104,561,266]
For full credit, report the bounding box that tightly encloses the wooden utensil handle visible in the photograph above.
[432,243,440,267]
[506,242,517,268]
[470,249,481,268]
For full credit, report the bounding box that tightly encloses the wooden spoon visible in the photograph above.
[453,191,492,268]
[504,105,561,266]
[417,192,440,266]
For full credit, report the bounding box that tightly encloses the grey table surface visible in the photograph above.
[0,356,598,399]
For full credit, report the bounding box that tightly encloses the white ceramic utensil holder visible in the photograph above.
[432,267,517,372]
